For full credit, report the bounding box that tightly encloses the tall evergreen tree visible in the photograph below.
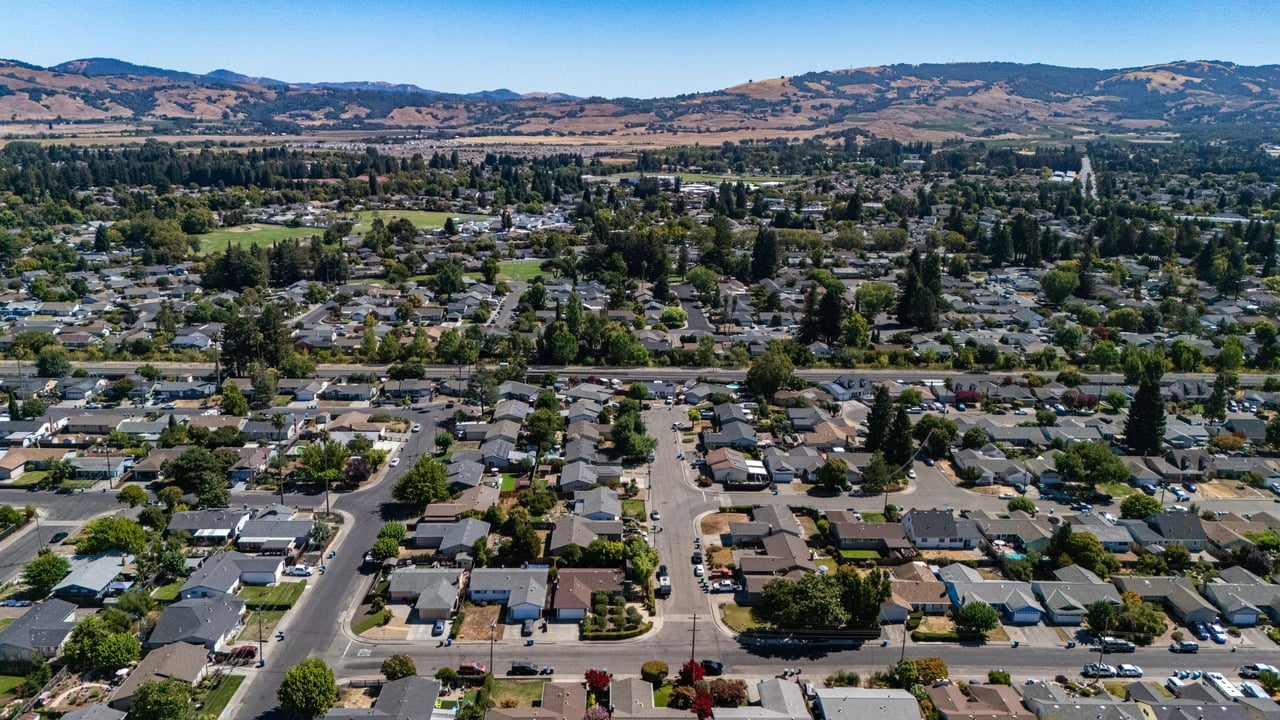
[865,386,893,453]
[750,226,779,281]
[884,405,915,468]
[1125,355,1166,455]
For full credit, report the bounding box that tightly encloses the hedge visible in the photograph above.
[719,506,756,514]
[582,622,653,641]
[450,611,465,640]
[911,631,983,643]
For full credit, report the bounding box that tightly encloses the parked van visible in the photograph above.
[1165,676,1188,694]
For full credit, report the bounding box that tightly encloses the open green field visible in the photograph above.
[499,259,547,281]
[197,224,320,254]
[344,210,490,232]
[238,580,306,608]
[613,172,797,185]
[200,674,245,718]
[491,679,548,707]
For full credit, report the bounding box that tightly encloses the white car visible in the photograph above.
[411,424,422,433]
[285,565,313,577]
[907,469,917,479]
[1117,664,1143,678]
[999,493,1015,500]
[389,457,400,467]
[693,564,705,577]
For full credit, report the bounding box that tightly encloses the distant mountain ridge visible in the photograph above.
[5,57,1280,142]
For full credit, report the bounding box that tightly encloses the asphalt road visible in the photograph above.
[229,403,452,720]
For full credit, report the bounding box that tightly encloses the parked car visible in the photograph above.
[1191,622,1210,641]
[412,424,422,433]
[1209,623,1228,644]
[509,661,539,676]
[285,565,313,577]
[650,511,661,521]
[1169,641,1200,654]
[1241,663,1279,679]
[1082,663,1116,678]
[693,564,705,577]
[1117,664,1143,678]
[389,457,400,467]
[701,660,724,676]
[432,620,446,636]
[691,550,703,564]
[458,663,488,675]
[48,531,68,544]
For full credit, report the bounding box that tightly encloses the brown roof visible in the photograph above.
[927,683,1034,720]
[186,416,246,430]
[890,579,950,607]
[833,522,912,548]
[0,447,71,470]
[553,568,626,611]
[892,562,938,583]
[111,641,208,704]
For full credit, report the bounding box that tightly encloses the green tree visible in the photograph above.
[956,601,1000,634]
[1039,268,1080,304]
[370,536,401,563]
[220,381,249,417]
[860,452,893,494]
[1085,600,1119,636]
[911,415,957,458]
[750,226,779,281]
[1125,354,1166,455]
[1204,370,1237,423]
[1006,497,1036,514]
[883,405,914,468]
[76,517,147,555]
[525,407,565,452]
[1163,543,1192,571]
[381,654,417,681]
[378,521,407,541]
[129,679,192,720]
[746,347,794,400]
[1120,494,1161,520]
[864,385,893,453]
[23,549,69,597]
[35,347,70,378]
[158,485,183,511]
[278,658,340,719]
[1054,441,1129,490]
[116,485,148,507]
[815,458,848,491]
[95,633,141,670]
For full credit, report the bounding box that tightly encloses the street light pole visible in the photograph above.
[489,622,496,674]
[690,610,697,662]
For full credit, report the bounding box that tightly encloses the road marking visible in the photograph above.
[342,640,352,658]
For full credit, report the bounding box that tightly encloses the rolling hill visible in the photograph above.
[2,58,1279,143]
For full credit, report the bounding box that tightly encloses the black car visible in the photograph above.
[509,662,539,676]
[691,551,703,564]
[657,565,668,578]
[1169,641,1200,654]
[48,532,68,544]
[701,660,724,676]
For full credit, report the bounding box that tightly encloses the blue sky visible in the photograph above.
[2,0,1277,97]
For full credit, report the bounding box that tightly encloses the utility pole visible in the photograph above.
[257,610,265,665]
[690,610,697,662]
[489,622,496,674]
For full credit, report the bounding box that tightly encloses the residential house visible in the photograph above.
[952,447,1029,487]
[943,567,1044,624]
[1112,576,1220,624]
[714,679,810,720]
[1202,566,1280,627]
[167,508,251,545]
[1146,511,1209,552]
[413,519,490,559]
[179,551,284,599]
[556,461,599,493]
[145,596,246,651]
[1031,565,1123,625]
[236,516,314,554]
[831,521,913,557]
[468,568,547,621]
[888,563,950,615]
[387,568,461,621]
[153,381,216,400]
[52,551,132,602]
[573,487,621,521]
[549,516,623,557]
[928,683,1035,720]
[324,677,445,720]
[812,689,921,720]
[903,508,980,549]
[0,599,78,662]
[109,641,209,711]
[762,446,824,484]
[551,568,626,620]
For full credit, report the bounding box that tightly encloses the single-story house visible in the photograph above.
[468,568,547,621]
[52,551,133,602]
[573,487,621,521]
[551,568,626,620]
[413,518,490,558]
[108,641,209,711]
[180,551,284,599]
[145,596,246,651]
[387,568,462,621]
[0,599,78,663]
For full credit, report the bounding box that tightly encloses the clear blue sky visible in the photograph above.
[2,0,1276,97]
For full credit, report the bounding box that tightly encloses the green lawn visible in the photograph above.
[838,549,881,560]
[491,678,548,707]
[1095,482,1138,497]
[152,580,184,602]
[613,172,798,185]
[0,471,45,488]
[351,610,388,635]
[0,675,23,697]
[199,674,244,718]
[861,512,886,523]
[237,581,306,608]
[237,610,286,642]
[621,499,646,519]
[815,558,838,574]
[499,474,518,492]
[344,210,491,232]
[498,259,547,281]
[721,603,768,633]
[197,224,321,254]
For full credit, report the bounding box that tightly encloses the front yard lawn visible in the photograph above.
[721,603,768,633]
[621,499,646,518]
[1095,481,1137,497]
[238,581,306,608]
[237,610,286,642]
[492,678,548,707]
[861,512,886,523]
[199,674,244,718]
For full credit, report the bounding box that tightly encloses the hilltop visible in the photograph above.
[2,58,1279,142]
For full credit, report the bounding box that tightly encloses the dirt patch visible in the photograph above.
[1198,482,1266,500]
[341,687,378,709]
[458,604,505,641]
[359,615,410,641]
[797,516,819,539]
[700,513,748,536]
[919,549,984,563]
[920,616,955,634]
[51,682,110,710]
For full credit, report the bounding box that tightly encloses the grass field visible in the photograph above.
[0,675,23,698]
[344,210,490,232]
[491,679,548,707]
[0,619,12,633]
[499,259,547,281]
[200,675,245,718]
[721,603,768,633]
[197,224,320,254]
[152,580,184,602]
[351,609,390,635]
[238,581,306,608]
[621,499,646,519]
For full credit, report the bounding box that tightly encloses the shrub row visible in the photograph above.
[582,622,653,641]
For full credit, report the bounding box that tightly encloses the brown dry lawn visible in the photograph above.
[340,688,378,709]
[707,545,733,568]
[700,513,748,535]
[458,604,505,641]
[1198,482,1266,500]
